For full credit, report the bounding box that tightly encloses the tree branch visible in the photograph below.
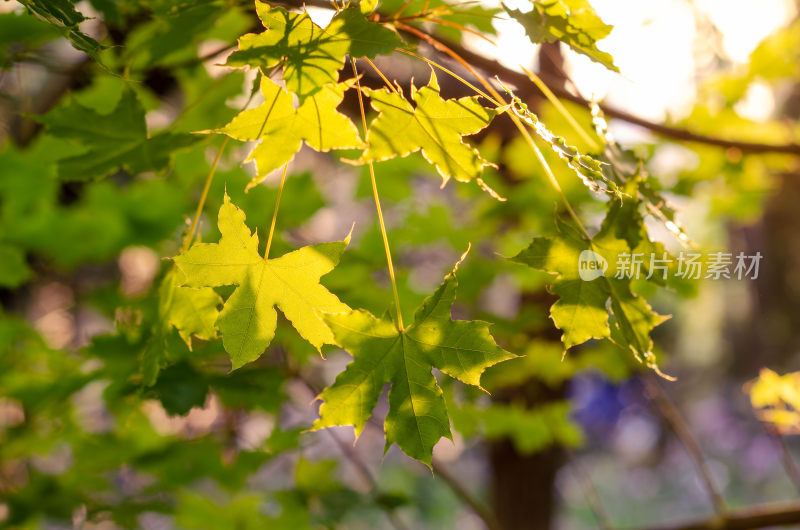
[271,0,800,155]
[638,501,800,530]
[564,448,613,530]
[414,33,800,156]
[767,426,800,494]
[643,374,726,514]
[431,458,504,530]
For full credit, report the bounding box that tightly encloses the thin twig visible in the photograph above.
[564,448,613,530]
[643,374,725,514]
[429,35,800,156]
[297,377,408,530]
[182,137,229,252]
[431,458,504,530]
[768,427,800,494]
[637,500,800,530]
[324,429,409,530]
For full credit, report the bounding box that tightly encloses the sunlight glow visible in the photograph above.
[466,0,795,125]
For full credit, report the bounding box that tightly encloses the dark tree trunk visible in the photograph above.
[489,439,564,529]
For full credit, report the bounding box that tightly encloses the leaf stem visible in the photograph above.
[349,56,404,330]
[395,28,592,240]
[180,74,265,253]
[264,163,289,260]
[394,46,499,105]
[363,56,397,93]
[182,137,229,252]
[564,448,613,530]
[770,427,800,494]
[516,121,593,240]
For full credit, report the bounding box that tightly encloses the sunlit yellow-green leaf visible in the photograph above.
[748,368,800,434]
[358,71,498,186]
[312,260,516,465]
[173,194,349,369]
[511,207,670,375]
[214,77,362,190]
[507,0,618,72]
[227,3,401,101]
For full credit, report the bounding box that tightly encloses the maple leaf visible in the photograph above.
[511,218,617,350]
[591,102,693,245]
[37,88,197,180]
[214,77,363,190]
[0,244,31,288]
[357,71,498,186]
[510,212,670,375]
[312,258,516,465]
[747,368,800,434]
[160,267,221,348]
[227,3,401,101]
[507,0,618,72]
[141,267,221,386]
[18,0,104,59]
[173,194,350,369]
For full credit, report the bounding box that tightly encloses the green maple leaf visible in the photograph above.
[173,194,350,369]
[141,268,221,386]
[227,3,401,101]
[312,260,516,465]
[0,244,31,288]
[213,76,363,190]
[591,103,693,245]
[18,0,104,59]
[510,214,670,374]
[37,88,197,180]
[511,218,618,349]
[601,178,679,287]
[507,0,618,72]
[358,71,498,186]
[160,267,221,348]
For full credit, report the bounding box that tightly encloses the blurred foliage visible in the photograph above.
[0,0,798,528]
[747,368,800,434]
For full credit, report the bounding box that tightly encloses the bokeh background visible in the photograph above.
[1,0,800,528]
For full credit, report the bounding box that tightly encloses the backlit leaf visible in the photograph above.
[214,77,362,190]
[37,89,197,180]
[312,259,516,465]
[511,211,670,376]
[358,71,498,186]
[18,0,104,59]
[160,267,221,348]
[507,0,618,72]
[174,194,350,369]
[227,3,401,101]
